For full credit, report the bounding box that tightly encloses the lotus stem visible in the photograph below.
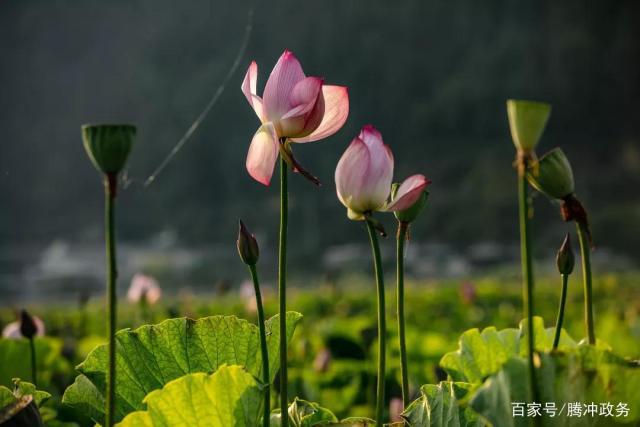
[366,217,386,427]
[104,173,118,427]
[552,274,568,350]
[29,337,37,386]
[517,155,539,405]
[576,222,595,344]
[248,264,270,427]
[396,221,409,407]
[278,154,289,426]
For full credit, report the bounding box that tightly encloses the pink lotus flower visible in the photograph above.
[127,273,162,305]
[241,50,349,185]
[335,125,429,220]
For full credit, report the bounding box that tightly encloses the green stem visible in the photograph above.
[366,218,386,427]
[278,155,289,426]
[105,174,118,427]
[576,222,595,344]
[249,264,270,427]
[29,337,37,387]
[552,274,568,350]
[517,162,539,406]
[396,222,409,407]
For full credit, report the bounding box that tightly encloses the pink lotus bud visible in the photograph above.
[241,50,349,185]
[389,397,404,422]
[2,314,45,339]
[127,273,162,305]
[335,125,429,220]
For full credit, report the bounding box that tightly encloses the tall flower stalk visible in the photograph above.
[278,155,289,421]
[335,125,428,425]
[240,51,349,425]
[365,217,387,425]
[527,147,596,344]
[391,183,429,407]
[82,124,135,427]
[20,310,39,386]
[507,99,551,404]
[237,220,269,427]
[553,233,575,349]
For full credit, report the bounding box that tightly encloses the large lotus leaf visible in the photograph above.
[470,349,640,426]
[116,365,262,426]
[62,312,302,423]
[440,317,577,383]
[270,398,339,427]
[402,381,483,426]
[0,337,70,388]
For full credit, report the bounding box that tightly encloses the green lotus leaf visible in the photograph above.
[62,312,302,424]
[270,398,338,427]
[402,381,483,426]
[439,317,577,383]
[116,365,262,427]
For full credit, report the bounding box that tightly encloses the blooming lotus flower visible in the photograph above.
[335,125,429,220]
[127,273,162,305]
[241,50,349,185]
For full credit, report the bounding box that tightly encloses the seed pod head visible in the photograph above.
[19,310,38,340]
[506,99,551,153]
[527,147,575,199]
[237,220,259,266]
[82,124,136,175]
[391,182,429,223]
[556,233,575,275]
[0,395,44,427]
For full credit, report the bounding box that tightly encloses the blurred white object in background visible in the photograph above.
[127,273,162,305]
[2,315,45,339]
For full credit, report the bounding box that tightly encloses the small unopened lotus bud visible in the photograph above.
[19,310,38,340]
[527,148,575,200]
[506,99,551,153]
[556,233,575,275]
[82,124,136,175]
[392,182,429,224]
[237,220,260,266]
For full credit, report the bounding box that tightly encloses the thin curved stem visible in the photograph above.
[517,161,539,405]
[552,274,568,350]
[396,222,409,407]
[366,218,386,427]
[29,337,37,386]
[576,222,595,344]
[278,155,289,426]
[104,174,118,427]
[249,264,270,427]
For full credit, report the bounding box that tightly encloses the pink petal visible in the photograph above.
[263,50,306,121]
[292,85,349,143]
[334,125,394,215]
[358,125,394,209]
[384,174,430,211]
[241,61,265,121]
[279,77,324,137]
[246,122,279,185]
[335,137,370,211]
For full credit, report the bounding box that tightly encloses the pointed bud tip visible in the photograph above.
[237,219,259,266]
[19,309,38,339]
[556,232,575,275]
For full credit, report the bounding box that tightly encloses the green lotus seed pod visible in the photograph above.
[391,183,429,223]
[506,99,551,153]
[556,233,575,275]
[527,147,575,199]
[82,124,136,175]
